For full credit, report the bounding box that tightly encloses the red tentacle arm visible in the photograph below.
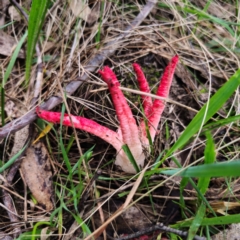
[98,67,140,146]
[148,55,179,140]
[133,63,153,143]
[36,107,123,152]
[132,63,153,117]
[99,67,145,173]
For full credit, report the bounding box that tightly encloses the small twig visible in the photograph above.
[0,0,157,139]
[116,222,206,240]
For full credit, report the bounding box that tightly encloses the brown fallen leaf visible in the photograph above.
[8,6,22,22]
[21,142,54,211]
[4,100,29,158]
[0,0,9,26]
[68,0,91,22]
[210,201,240,215]
[0,31,25,59]
[86,2,100,25]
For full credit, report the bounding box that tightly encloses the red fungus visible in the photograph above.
[144,55,178,140]
[36,55,179,173]
[132,63,152,118]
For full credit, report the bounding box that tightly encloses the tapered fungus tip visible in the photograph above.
[172,55,179,64]
[99,66,117,84]
[132,63,140,69]
[98,66,110,75]
[36,106,41,115]
[36,107,64,124]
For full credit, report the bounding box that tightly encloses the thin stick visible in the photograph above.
[115,222,206,240]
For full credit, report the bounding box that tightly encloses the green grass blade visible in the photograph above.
[0,22,14,29]
[179,177,188,217]
[1,88,4,126]
[188,202,206,240]
[2,31,28,87]
[95,1,105,49]
[202,114,240,132]
[204,132,216,163]
[162,68,240,163]
[71,213,92,235]
[0,140,29,173]
[25,0,49,85]
[162,160,240,178]
[59,105,71,173]
[32,221,52,240]
[188,132,216,239]
[197,132,215,194]
[183,6,235,36]
[158,3,240,30]
[122,144,140,173]
[139,99,153,154]
[1,31,28,125]
[172,213,240,228]
[16,229,42,240]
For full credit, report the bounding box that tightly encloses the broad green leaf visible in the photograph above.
[25,0,49,85]
[162,160,240,178]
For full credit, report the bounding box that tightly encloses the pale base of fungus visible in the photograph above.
[116,150,145,173]
[36,55,178,173]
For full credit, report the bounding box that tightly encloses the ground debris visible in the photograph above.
[0,31,25,59]
[212,223,240,240]
[21,141,54,211]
